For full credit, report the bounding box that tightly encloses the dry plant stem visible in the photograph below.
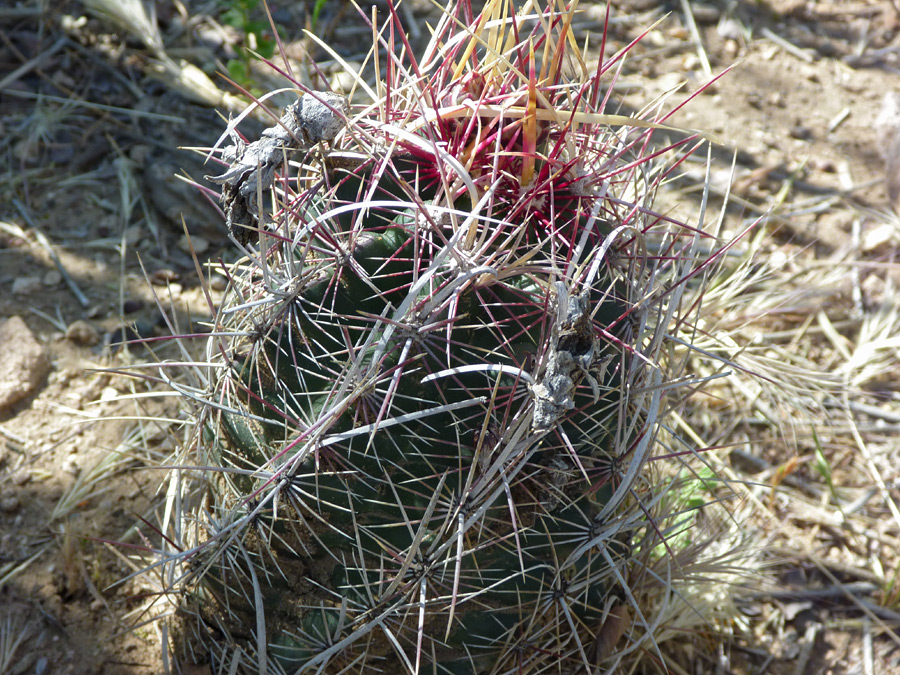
[0,424,26,446]
[746,581,878,602]
[792,622,820,675]
[761,27,816,63]
[677,0,711,77]
[0,89,185,123]
[0,36,67,90]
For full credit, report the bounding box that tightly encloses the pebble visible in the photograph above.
[11,276,41,296]
[104,319,155,350]
[65,320,100,347]
[123,298,144,314]
[12,469,31,486]
[62,457,80,476]
[210,274,228,291]
[691,3,721,24]
[0,316,50,411]
[717,18,744,41]
[723,39,740,59]
[862,223,896,253]
[810,158,836,173]
[789,125,813,141]
[150,269,179,286]
[177,234,210,255]
[142,154,223,237]
[128,143,151,165]
[330,70,359,96]
[42,269,63,286]
[124,224,144,248]
[0,496,21,513]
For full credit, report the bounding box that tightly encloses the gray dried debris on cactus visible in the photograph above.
[531,283,608,431]
[206,91,349,244]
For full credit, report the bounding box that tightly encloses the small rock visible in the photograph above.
[122,298,144,314]
[810,158,836,173]
[177,234,210,255]
[681,53,699,71]
[691,3,721,24]
[862,223,896,253]
[104,321,153,350]
[209,275,228,291]
[124,224,144,247]
[723,39,740,59]
[42,269,63,286]
[717,18,743,41]
[142,153,223,238]
[767,91,786,107]
[11,276,41,295]
[0,316,50,411]
[330,70,359,97]
[13,139,39,165]
[65,320,100,347]
[62,457,80,476]
[861,272,886,307]
[150,269,179,286]
[12,469,31,486]
[618,0,657,11]
[128,143,151,165]
[790,125,813,141]
[0,496,21,513]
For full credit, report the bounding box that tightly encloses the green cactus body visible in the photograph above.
[169,1,701,672]
[201,174,625,670]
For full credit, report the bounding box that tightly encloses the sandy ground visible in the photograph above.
[1,0,899,672]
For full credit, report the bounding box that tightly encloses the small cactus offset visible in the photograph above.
[165,1,718,672]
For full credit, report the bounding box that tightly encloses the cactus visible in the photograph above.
[162,1,719,672]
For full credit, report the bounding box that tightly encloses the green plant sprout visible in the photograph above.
[219,0,280,91]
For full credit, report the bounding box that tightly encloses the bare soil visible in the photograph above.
[1,1,899,673]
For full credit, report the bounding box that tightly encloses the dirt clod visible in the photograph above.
[0,316,50,411]
[65,320,100,347]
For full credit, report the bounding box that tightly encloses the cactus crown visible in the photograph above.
[163,1,717,672]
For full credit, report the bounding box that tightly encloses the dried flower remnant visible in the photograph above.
[206,91,349,243]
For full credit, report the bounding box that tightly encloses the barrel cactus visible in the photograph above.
[163,1,716,672]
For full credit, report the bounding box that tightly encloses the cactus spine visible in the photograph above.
[165,1,712,672]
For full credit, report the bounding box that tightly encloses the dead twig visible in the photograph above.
[0,36,67,91]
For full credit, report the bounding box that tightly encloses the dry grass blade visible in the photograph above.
[80,0,164,55]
